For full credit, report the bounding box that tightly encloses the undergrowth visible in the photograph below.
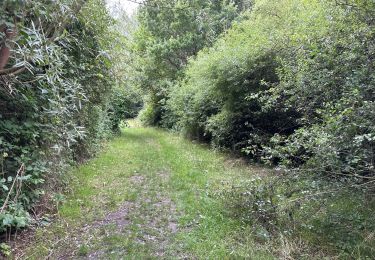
[220,173,375,258]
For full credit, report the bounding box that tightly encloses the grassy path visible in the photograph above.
[20,126,273,259]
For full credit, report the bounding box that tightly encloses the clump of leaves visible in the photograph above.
[0,242,11,257]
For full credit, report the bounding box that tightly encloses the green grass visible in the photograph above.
[18,125,274,259]
[14,124,375,259]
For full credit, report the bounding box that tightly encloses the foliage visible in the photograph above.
[109,86,143,132]
[264,0,375,178]
[0,242,11,257]
[167,0,328,155]
[0,0,126,232]
[165,0,375,181]
[160,1,375,256]
[130,0,247,126]
[221,173,375,257]
[0,0,373,256]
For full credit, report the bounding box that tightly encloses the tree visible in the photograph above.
[130,0,244,126]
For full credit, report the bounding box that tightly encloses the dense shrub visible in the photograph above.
[165,0,375,180]
[167,0,328,156]
[265,0,375,178]
[0,0,125,232]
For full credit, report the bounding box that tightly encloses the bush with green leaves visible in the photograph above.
[0,0,126,232]
[166,0,375,181]
[264,0,375,179]
[167,0,329,155]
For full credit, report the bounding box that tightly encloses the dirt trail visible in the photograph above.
[83,170,178,259]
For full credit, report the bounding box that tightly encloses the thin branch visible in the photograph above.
[0,164,25,214]
[9,66,26,76]
[0,65,24,75]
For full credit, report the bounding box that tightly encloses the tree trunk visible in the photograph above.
[0,24,15,70]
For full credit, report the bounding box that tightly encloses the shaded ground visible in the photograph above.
[16,125,274,259]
